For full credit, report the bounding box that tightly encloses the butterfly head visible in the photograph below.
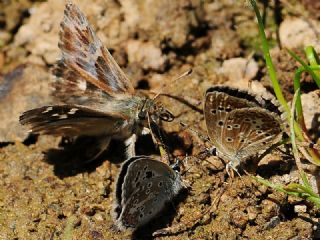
[138,99,174,122]
[170,159,181,173]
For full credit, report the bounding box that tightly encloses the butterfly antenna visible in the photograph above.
[152,69,193,101]
[180,122,210,143]
[179,122,221,160]
[148,69,202,113]
[179,122,241,174]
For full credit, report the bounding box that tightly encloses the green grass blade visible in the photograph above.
[249,0,290,114]
[305,46,320,80]
[293,66,320,128]
[254,176,320,208]
[290,89,303,169]
[287,48,320,88]
[293,68,305,126]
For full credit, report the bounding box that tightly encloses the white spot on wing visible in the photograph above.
[52,113,59,117]
[59,114,68,119]
[68,108,78,115]
[141,127,150,135]
[42,106,53,113]
[77,80,87,91]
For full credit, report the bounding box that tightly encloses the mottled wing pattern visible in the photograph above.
[120,157,176,203]
[114,156,180,229]
[119,178,173,229]
[19,105,125,136]
[54,2,134,105]
[204,89,257,151]
[220,108,283,162]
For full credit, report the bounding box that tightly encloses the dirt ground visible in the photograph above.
[1,0,320,239]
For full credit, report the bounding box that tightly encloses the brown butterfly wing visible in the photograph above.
[204,90,258,154]
[221,107,283,163]
[54,3,134,106]
[19,105,126,136]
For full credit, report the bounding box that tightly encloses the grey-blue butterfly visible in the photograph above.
[112,156,184,231]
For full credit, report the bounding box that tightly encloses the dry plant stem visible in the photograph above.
[152,186,226,237]
[244,51,255,89]
[297,142,320,151]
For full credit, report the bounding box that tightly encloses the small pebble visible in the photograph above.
[294,205,307,213]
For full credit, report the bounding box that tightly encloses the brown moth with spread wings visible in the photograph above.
[20,2,174,161]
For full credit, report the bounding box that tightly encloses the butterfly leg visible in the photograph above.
[72,135,111,163]
[124,134,137,158]
[226,160,241,178]
[141,127,151,135]
[49,135,111,165]
[85,136,111,163]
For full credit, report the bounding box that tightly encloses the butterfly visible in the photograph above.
[19,2,174,161]
[112,155,184,231]
[203,86,284,170]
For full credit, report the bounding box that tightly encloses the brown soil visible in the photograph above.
[0,0,319,239]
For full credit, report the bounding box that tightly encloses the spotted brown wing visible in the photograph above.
[54,3,135,106]
[220,107,283,162]
[19,105,126,136]
[204,88,258,152]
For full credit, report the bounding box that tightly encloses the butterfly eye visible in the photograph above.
[138,111,147,120]
[170,160,180,172]
[208,147,217,156]
[159,110,174,122]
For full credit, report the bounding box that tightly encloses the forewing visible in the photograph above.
[54,2,134,105]
[221,107,283,161]
[204,90,257,150]
[19,105,126,136]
